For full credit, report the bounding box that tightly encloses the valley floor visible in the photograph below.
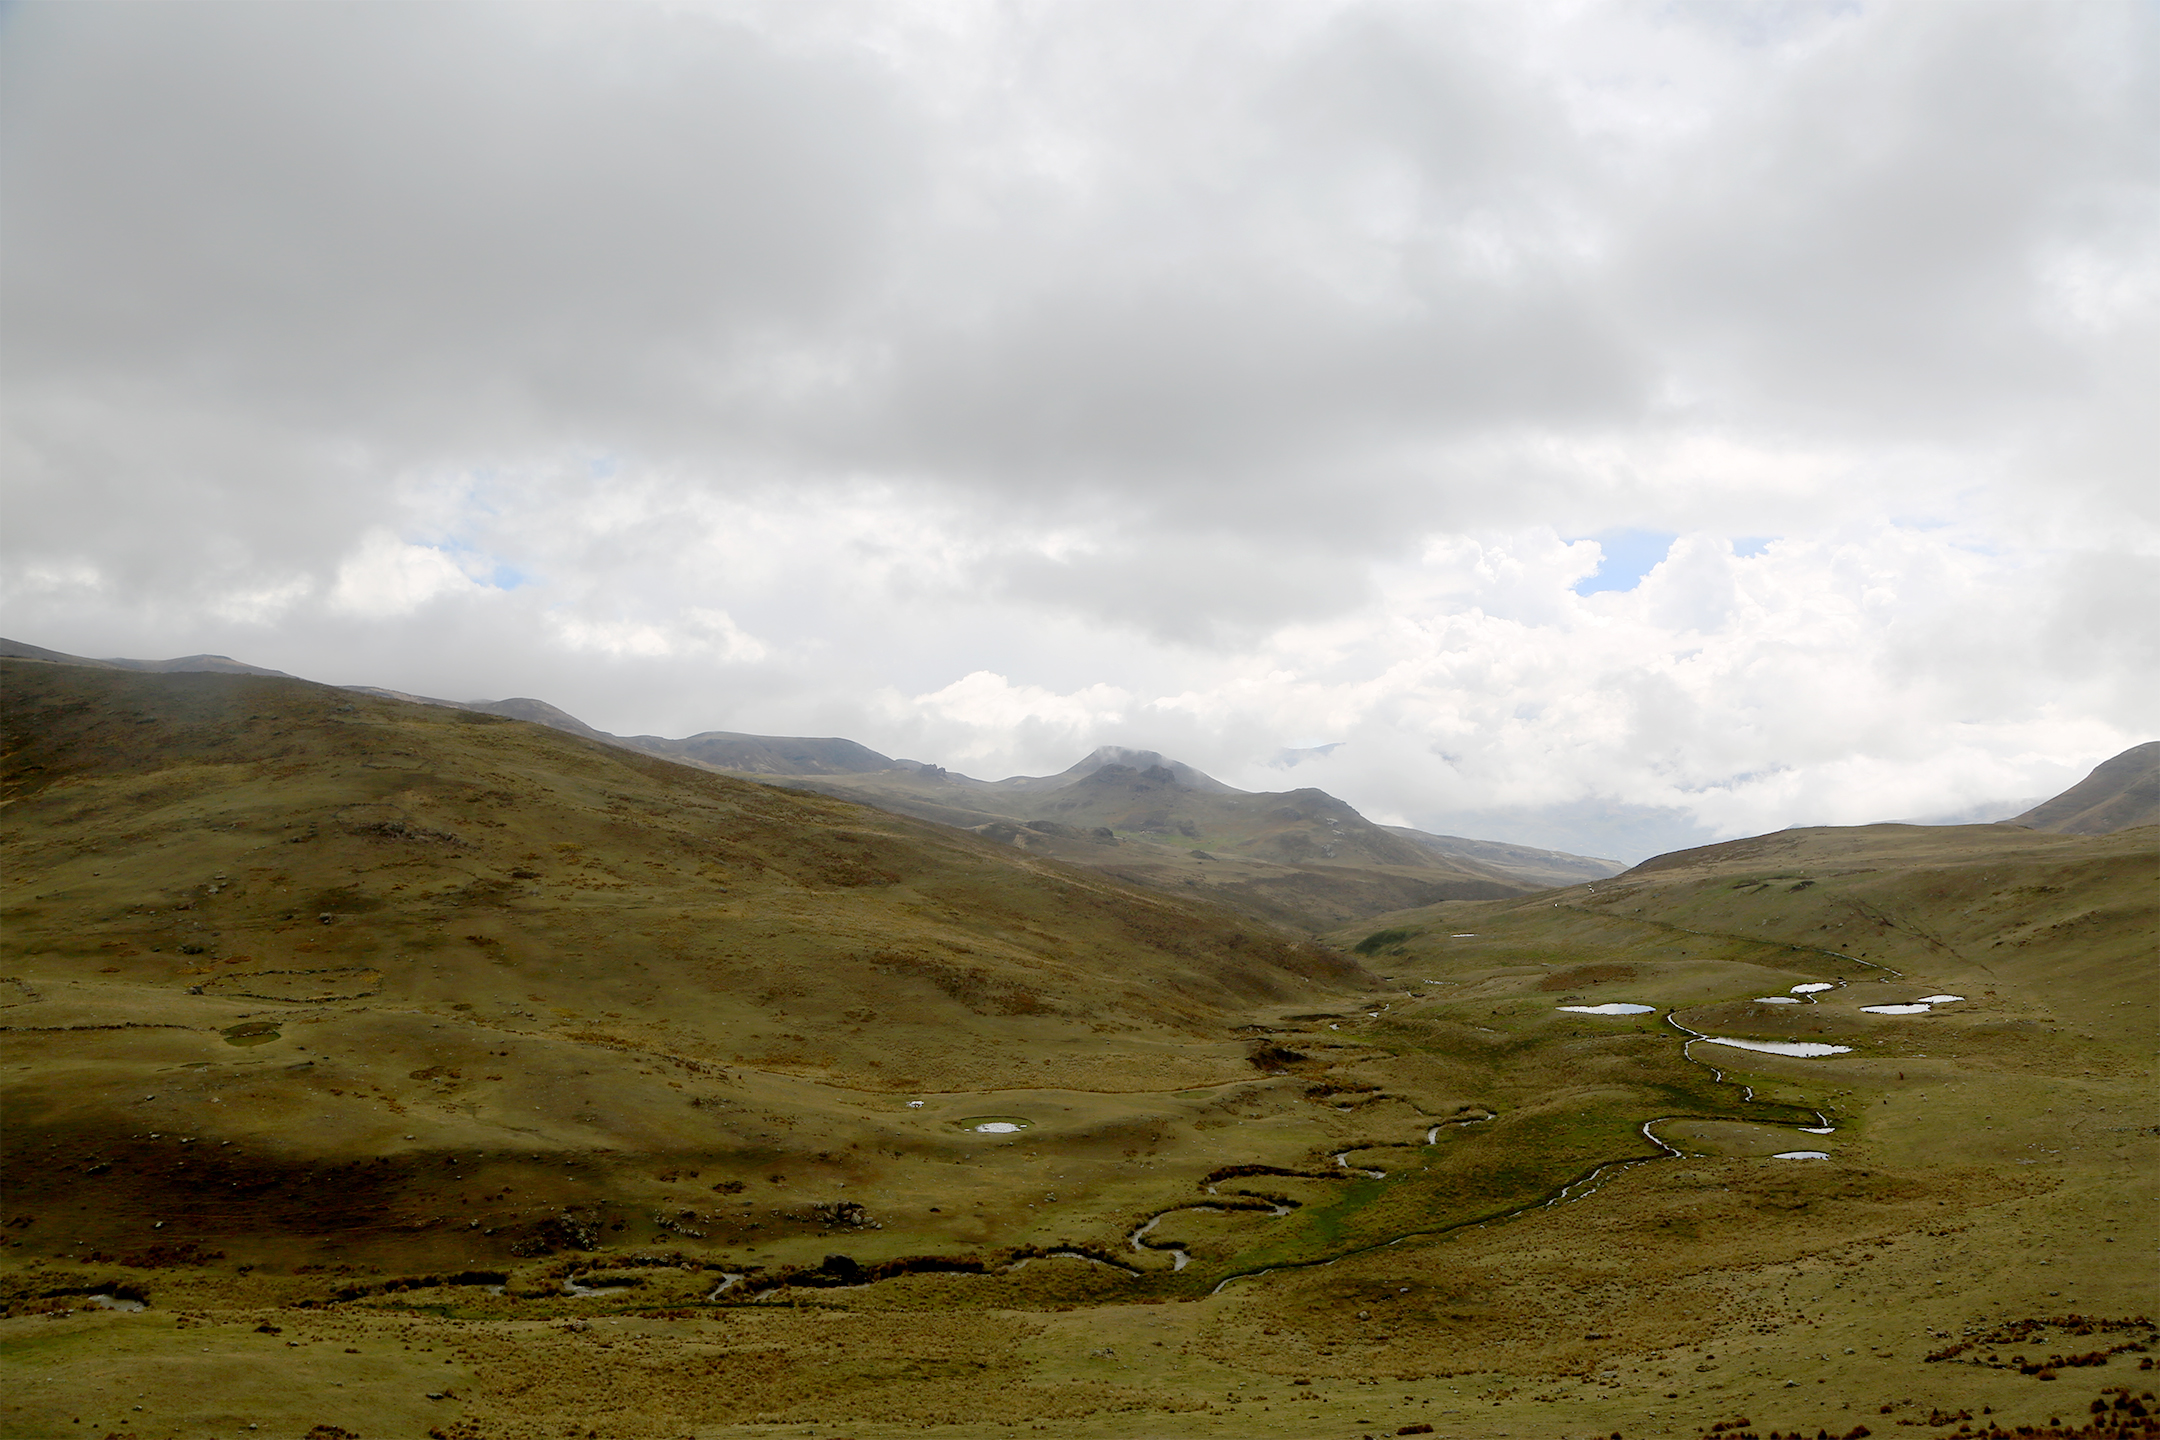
[8,894,2155,1439]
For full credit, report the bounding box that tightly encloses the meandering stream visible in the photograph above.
[709,984,1864,1303]
[289,964,1879,1311]
[1199,995,1853,1295]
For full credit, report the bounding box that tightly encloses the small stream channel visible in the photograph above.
[720,983,1862,1303]
[1202,991,1859,1295]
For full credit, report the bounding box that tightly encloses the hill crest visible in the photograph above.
[0,637,1624,914]
[2003,739,2159,835]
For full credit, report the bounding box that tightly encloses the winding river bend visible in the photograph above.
[731,986,1860,1303]
[1198,997,1852,1296]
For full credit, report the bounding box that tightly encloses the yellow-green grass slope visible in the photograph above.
[5,667,2155,1440]
[0,660,1373,1258]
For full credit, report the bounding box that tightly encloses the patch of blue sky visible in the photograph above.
[1570,529,1677,595]
[1732,536,1774,558]
[431,533,531,591]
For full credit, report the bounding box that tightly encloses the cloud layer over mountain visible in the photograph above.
[5,0,2154,858]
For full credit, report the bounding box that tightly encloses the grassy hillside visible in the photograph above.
[2008,740,2160,834]
[4,673,2153,1440]
[0,660,1384,1256]
[4,637,1617,929]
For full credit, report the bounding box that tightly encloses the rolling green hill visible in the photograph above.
[3,661,2152,1440]
[4,637,1626,930]
[2007,739,2160,835]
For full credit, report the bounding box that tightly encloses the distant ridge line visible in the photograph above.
[0,636,1623,896]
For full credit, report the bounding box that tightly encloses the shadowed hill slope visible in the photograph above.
[2005,739,2160,835]
[344,686,1613,925]
[0,638,1624,926]
[0,658,1362,1096]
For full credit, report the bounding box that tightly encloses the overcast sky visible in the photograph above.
[4,0,2154,860]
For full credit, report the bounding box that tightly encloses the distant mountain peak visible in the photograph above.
[1068,746,1240,794]
[993,746,1241,795]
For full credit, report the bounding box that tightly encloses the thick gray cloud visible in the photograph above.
[3,0,2154,859]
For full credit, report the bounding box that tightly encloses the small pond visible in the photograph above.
[1556,1003,1656,1016]
[1752,997,1800,1004]
[1862,994,1964,1014]
[1790,983,1836,994]
[954,1116,1032,1134]
[1773,1150,1831,1160]
[1697,1037,1852,1058]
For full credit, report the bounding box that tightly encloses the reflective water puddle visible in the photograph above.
[1773,1150,1830,1160]
[1655,1118,1835,1158]
[1862,993,1963,1015]
[1556,1003,1656,1015]
[1696,1037,1853,1057]
[954,1116,1032,1134]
